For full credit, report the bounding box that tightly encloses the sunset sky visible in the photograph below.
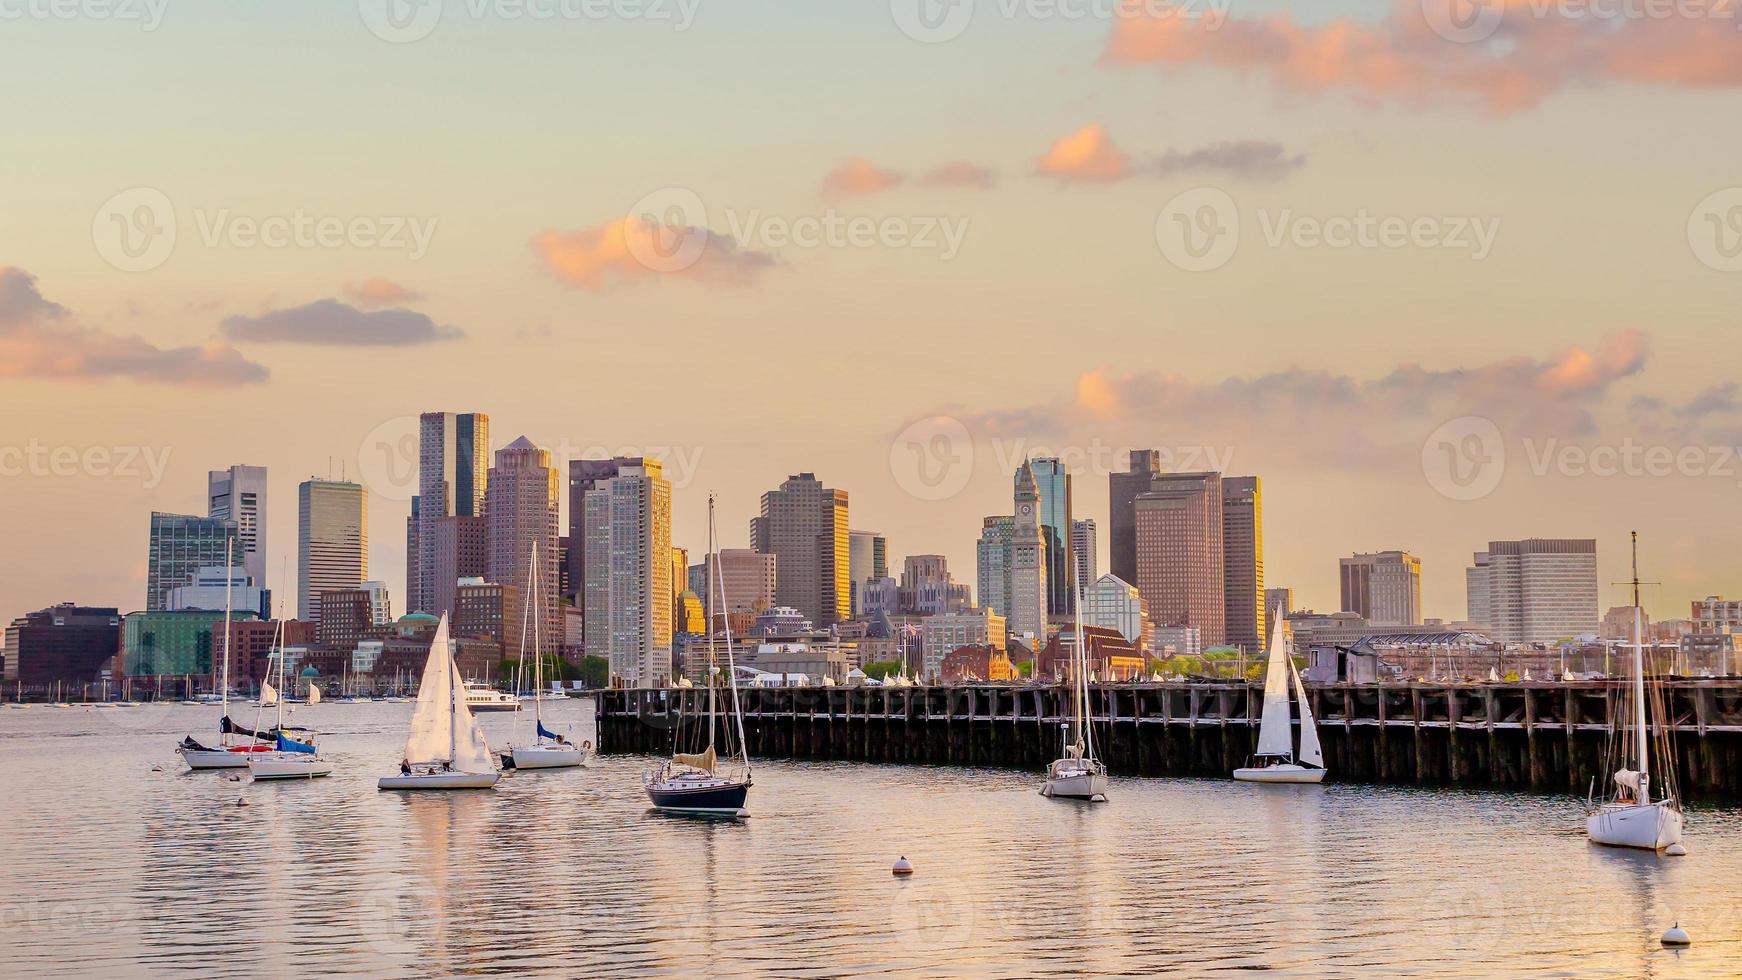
[4,1,1741,628]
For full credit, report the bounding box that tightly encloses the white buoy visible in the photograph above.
[892,857,914,877]
[1662,923,1690,946]
[1666,843,1688,857]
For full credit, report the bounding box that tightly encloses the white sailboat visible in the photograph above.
[178,540,270,769]
[1586,532,1684,851]
[247,614,334,781]
[1234,621,1326,783]
[1041,574,1109,802]
[379,614,500,790]
[503,542,583,770]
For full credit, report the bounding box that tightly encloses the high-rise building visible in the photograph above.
[1071,519,1097,598]
[1029,457,1074,615]
[1008,461,1049,643]
[583,459,673,686]
[976,516,1014,621]
[750,473,849,628]
[1340,551,1423,627]
[702,549,777,631]
[567,457,640,607]
[1109,449,1163,585]
[1265,587,1295,624]
[298,479,367,625]
[406,497,421,616]
[361,580,392,625]
[146,513,238,612]
[208,464,268,591]
[1466,539,1598,644]
[487,436,561,649]
[413,412,489,615]
[430,515,488,620]
[3,604,122,686]
[1133,472,1225,647]
[849,530,887,618]
[898,555,972,616]
[1466,552,1491,628]
[1222,476,1264,652]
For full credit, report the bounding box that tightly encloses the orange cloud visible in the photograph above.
[1036,123,1131,182]
[1536,331,1647,395]
[1104,1,1742,114]
[531,218,776,293]
[819,157,905,199]
[343,277,423,308]
[1075,369,1119,419]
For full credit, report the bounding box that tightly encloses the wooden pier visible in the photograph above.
[595,680,1742,801]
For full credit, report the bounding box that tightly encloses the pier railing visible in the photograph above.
[595,680,1742,800]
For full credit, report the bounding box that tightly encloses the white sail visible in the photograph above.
[447,645,496,774]
[1254,623,1294,758]
[1290,657,1324,768]
[404,617,455,764]
[260,679,278,706]
[307,683,322,705]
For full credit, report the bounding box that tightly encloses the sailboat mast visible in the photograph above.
[706,498,718,754]
[221,539,233,741]
[1631,531,1649,805]
[1073,571,1091,756]
[711,494,750,772]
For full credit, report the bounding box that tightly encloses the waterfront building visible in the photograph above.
[1038,625,1143,682]
[849,530,888,618]
[123,608,256,677]
[167,566,270,620]
[430,515,488,620]
[1133,472,1225,647]
[751,473,850,628]
[1222,476,1264,653]
[3,605,122,687]
[583,459,673,687]
[752,606,811,635]
[1340,551,1423,627]
[454,579,524,662]
[146,513,238,612]
[207,464,268,591]
[920,608,1007,681]
[1082,573,1152,653]
[298,479,367,624]
[940,645,1016,684]
[413,411,489,615]
[1466,539,1598,644]
[316,588,375,654]
[487,436,562,647]
[1692,596,1742,633]
[1071,519,1097,596]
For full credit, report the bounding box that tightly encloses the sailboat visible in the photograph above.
[644,495,752,817]
[247,614,334,781]
[379,614,500,790]
[1586,532,1684,851]
[1234,620,1326,783]
[1041,574,1109,802]
[178,540,274,769]
[502,541,583,770]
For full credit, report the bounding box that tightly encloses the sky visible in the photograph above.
[3,0,1741,628]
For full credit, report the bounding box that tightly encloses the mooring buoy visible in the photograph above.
[1662,923,1691,947]
[892,857,914,877]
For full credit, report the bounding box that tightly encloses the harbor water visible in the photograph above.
[2,699,1739,978]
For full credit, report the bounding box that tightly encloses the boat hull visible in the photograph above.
[1586,801,1683,850]
[646,778,750,816]
[378,771,500,790]
[247,754,334,780]
[507,745,585,770]
[1041,770,1109,802]
[179,748,258,770]
[465,702,520,712]
[1233,763,1326,784]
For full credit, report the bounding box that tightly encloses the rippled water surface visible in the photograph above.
[3,699,1740,978]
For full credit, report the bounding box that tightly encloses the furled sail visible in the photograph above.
[446,646,496,774]
[1290,657,1324,769]
[221,716,276,741]
[536,719,560,742]
[674,747,717,773]
[1254,623,1295,759]
[404,617,455,764]
[276,732,317,754]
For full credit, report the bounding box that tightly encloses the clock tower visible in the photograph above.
[1009,460,1049,646]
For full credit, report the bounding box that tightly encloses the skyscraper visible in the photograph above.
[898,555,972,616]
[487,436,561,649]
[430,515,487,620]
[703,548,777,632]
[1008,461,1049,643]
[976,516,1014,622]
[750,473,850,628]
[1467,539,1598,644]
[413,411,489,615]
[146,512,238,612]
[1029,457,1074,615]
[1071,519,1097,598]
[208,464,267,591]
[1265,587,1295,623]
[1222,476,1264,652]
[1466,552,1491,628]
[1133,472,1225,647]
[1340,551,1423,627]
[583,459,673,686]
[848,530,887,618]
[297,479,367,624]
[1109,449,1163,585]
[566,457,640,607]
